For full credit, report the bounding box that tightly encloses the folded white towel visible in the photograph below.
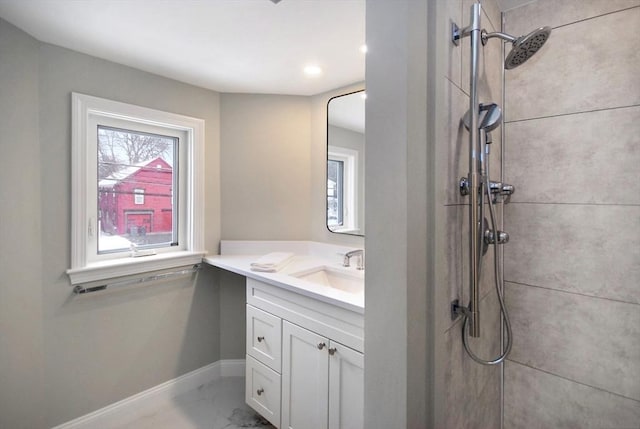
[250,252,294,272]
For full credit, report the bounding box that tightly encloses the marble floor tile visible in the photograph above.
[109,376,275,429]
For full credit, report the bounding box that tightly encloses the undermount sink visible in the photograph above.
[289,266,364,294]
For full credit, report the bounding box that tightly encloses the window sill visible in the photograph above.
[67,250,207,286]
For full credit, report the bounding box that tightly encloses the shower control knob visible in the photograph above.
[484,229,509,245]
[497,231,509,244]
[488,181,515,196]
[501,184,515,195]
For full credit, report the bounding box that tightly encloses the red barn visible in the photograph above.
[99,157,173,239]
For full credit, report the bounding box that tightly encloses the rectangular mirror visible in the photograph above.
[327,90,365,236]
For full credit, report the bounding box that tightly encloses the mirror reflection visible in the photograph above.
[327,90,365,236]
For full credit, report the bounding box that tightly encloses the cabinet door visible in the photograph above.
[281,321,329,429]
[328,341,364,429]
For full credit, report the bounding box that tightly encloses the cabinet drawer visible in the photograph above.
[246,304,282,372]
[246,355,281,429]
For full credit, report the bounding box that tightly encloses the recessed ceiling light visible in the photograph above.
[360,44,368,54]
[304,65,322,77]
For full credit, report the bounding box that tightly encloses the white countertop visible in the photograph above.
[203,241,364,313]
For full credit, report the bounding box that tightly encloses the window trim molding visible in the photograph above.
[68,93,206,286]
[327,145,358,233]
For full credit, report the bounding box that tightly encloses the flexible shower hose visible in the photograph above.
[461,181,513,365]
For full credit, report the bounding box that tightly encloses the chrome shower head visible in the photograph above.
[482,26,552,69]
[505,27,551,69]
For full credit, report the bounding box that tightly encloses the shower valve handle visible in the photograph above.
[489,181,515,196]
[485,229,509,245]
[459,178,514,197]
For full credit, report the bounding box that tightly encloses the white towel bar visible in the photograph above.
[72,264,201,294]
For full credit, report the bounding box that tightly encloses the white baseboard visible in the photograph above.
[220,358,246,377]
[52,359,246,429]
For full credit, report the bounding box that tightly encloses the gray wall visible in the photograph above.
[503,2,640,427]
[0,19,222,428]
[364,1,430,426]
[220,93,311,241]
[0,19,46,429]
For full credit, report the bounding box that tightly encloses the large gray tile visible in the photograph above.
[446,0,463,87]
[504,360,640,429]
[505,7,640,121]
[506,282,640,401]
[504,204,640,304]
[438,205,464,331]
[472,371,501,429]
[481,0,502,32]
[443,292,502,429]
[505,106,640,205]
[445,363,502,429]
[505,0,640,37]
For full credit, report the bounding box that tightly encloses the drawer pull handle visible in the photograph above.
[257,336,265,342]
[257,388,264,396]
[317,342,326,350]
[328,347,337,356]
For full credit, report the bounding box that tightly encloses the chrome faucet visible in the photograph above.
[343,249,364,270]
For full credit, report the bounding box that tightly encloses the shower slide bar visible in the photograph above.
[455,2,483,338]
[450,2,550,365]
[72,264,201,294]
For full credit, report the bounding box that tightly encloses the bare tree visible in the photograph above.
[98,128,172,179]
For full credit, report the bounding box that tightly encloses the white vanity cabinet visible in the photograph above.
[244,278,364,429]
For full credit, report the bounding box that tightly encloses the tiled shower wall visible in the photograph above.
[503,1,640,427]
[438,0,504,427]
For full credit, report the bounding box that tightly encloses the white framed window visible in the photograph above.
[133,188,145,205]
[67,93,206,286]
[327,146,357,232]
[327,159,345,227]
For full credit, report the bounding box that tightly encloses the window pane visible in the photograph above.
[327,159,344,226]
[97,126,177,254]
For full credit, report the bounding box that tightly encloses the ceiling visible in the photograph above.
[0,0,365,96]
[328,91,365,134]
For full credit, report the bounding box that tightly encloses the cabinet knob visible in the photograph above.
[257,336,265,342]
[328,347,337,356]
[317,342,326,350]
[257,388,264,396]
